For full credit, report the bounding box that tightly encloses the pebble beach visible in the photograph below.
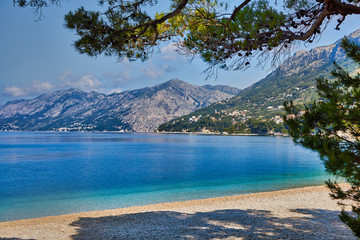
[0,184,356,240]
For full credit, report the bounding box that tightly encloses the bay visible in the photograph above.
[0,132,331,221]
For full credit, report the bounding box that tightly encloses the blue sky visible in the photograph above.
[0,0,359,104]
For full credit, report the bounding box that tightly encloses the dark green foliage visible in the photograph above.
[284,38,360,237]
[246,119,287,134]
[64,0,163,61]
[13,0,60,19]
[158,114,286,135]
[13,0,59,8]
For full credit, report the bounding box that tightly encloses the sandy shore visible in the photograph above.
[0,185,356,240]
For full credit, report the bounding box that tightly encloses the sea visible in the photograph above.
[0,132,332,222]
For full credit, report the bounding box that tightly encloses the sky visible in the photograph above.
[0,0,360,104]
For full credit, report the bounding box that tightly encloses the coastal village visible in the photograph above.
[162,102,290,135]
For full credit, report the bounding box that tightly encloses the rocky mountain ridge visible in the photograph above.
[0,79,240,132]
[275,29,360,76]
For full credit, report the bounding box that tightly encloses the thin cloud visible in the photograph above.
[108,88,123,94]
[162,65,176,73]
[103,71,133,83]
[3,80,54,97]
[32,80,54,92]
[58,71,103,91]
[142,63,178,79]
[3,72,104,98]
[160,43,179,61]
[142,67,164,79]
[3,86,26,97]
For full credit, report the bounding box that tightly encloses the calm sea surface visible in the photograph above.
[0,132,331,221]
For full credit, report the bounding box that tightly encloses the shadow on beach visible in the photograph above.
[0,238,35,240]
[69,208,356,240]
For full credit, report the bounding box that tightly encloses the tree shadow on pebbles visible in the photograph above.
[70,208,356,240]
[0,238,36,240]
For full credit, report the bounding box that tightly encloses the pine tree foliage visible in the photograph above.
[14,0,360,75]
[13,0,60,18]
[284,38,360,237]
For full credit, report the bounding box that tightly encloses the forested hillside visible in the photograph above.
[158,29,360,135]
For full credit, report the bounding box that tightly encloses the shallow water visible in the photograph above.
[0,132,331,221]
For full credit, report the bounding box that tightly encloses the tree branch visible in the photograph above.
[328,0,360,15]
[227,0,252,24]
[149,0,188,26]
[292,8,330,41]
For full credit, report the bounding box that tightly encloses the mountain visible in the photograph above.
[202,84,242,95]
[158,29,360,134]
[0,79,240,132]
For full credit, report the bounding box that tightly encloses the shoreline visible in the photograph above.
[0,130,289,136]
[0,184,355,239]
[157,131,289,136]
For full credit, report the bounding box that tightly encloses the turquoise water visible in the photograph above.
[0,132,331,221]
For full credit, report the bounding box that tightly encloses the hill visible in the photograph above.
[0,79,240,132]
[158,29,360,134]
